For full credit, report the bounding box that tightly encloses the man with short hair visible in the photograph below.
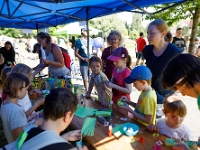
[172,28,186,51]
[20,88,88,150]
[75,27,93,90]
[136,32,146,65]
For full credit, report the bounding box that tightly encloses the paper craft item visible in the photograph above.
[112,124,125,137]
[95,111,111,117]
[165,138,199,147]
[75,106,97,118]
[81,117,96,136]
[117,99,125,106]
[198,94,200,110]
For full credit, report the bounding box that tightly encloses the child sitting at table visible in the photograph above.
[120,66,157,126]
[86,56,112,109]
[11,63,44,122]
[147,95,193,142]
[1,66,12,101]
[0,73,42,143]
[106,47,132,115]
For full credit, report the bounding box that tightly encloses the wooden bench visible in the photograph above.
[71,99,171,150]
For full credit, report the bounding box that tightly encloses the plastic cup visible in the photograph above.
[74,85,78,94]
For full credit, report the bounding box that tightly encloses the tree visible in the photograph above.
[145,0,200,54]
[89,14,126,38]
[0,28,23,38]
[130,13,146,36]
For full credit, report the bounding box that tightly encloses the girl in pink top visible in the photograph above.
[106,47,132,115]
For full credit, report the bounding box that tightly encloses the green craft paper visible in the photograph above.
[82,117,96,136]
[112,124,125,137]
[198,94,200,110]
[17,131,28,150]
[74,106,97,118]
[95,111,111,117]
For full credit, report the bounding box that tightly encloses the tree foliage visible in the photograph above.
[129,13,146,40]
[89,14,126,38]
[0,28,23,38]
[145,0,200,53]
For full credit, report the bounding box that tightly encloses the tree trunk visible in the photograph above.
[188,7,200,54]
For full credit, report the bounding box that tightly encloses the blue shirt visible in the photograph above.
[75,38,93,66]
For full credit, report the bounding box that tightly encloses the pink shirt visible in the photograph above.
[112,67,131,103]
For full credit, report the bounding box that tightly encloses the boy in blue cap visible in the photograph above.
[120,66,157,126]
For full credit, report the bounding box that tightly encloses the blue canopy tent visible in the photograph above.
[0,0,187,29]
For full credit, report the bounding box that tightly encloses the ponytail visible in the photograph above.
[126,55,132,70]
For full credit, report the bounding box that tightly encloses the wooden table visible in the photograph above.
[71,99,171,150]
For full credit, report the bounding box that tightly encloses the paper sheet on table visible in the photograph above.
[112,124,125,137]
[95,111,111,117]
[74,106,98,118]
[81,117,96,136]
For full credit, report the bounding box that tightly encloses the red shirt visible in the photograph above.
[101,46,116,80]
[111,67,131,103]
[136,37,146,52]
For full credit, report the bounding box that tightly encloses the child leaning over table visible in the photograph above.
[147,95,194,142]
[86,56,112,109]
[120,66,157,126]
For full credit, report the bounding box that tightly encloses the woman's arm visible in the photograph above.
[48,45,65,67]
[33,62,46,76]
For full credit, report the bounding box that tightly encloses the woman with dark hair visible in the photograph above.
[33,32,70,77]
[0,41,15,73]
[162,53,200,150]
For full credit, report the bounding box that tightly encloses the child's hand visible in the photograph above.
[34,117,43,126]
[105,81,114,88]
[85,93,90,99]
[33,88,42,95]
[121,96,130,104]
[62,130,81,141]
[78,145,88,150]
[36,97,45,107]
[147,124,157,131]
[119,102,131,111]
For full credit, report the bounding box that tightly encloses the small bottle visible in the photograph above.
[108,125,112,137]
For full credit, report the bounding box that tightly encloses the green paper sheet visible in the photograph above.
[82,117,97,136]
[74,106,97,118]
[112,124,125,137]
[95,111,111,117]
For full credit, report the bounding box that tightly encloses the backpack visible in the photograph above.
[0,125,70,150]
[59,46,71,70]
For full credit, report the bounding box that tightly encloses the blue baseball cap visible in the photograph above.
[124,66,152,84]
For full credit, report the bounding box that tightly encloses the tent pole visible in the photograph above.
[36,23,39,34]
[86,7,90,84]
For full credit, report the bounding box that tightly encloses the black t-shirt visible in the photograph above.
[172,37,186,50]
[0,47,15,65]
[142,43,183,104]
[24,127,76,150]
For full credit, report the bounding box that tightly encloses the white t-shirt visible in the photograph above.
[0,103,27,143]
[17,93,33,112]
[156,118,193,141]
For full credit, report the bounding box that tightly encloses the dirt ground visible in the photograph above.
[19,42,200,141]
